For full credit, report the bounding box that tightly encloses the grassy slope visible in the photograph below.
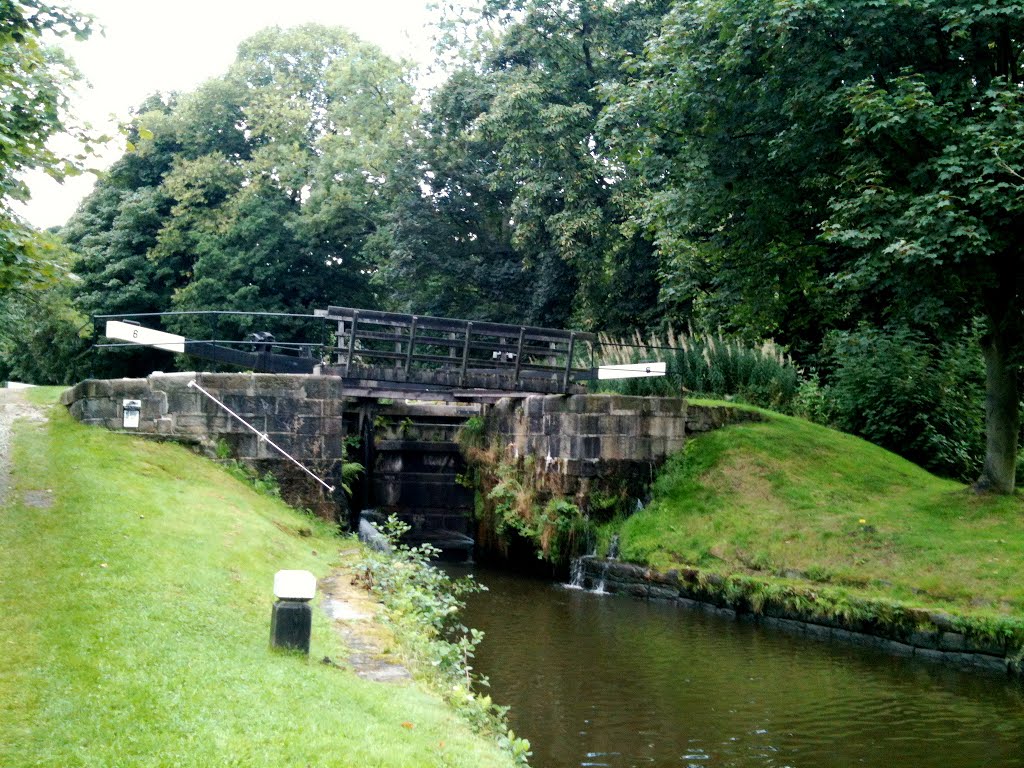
[1,389,514,768]
[618,402,1024,618]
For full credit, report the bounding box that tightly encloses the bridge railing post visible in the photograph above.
[513,326,525,389]
[563,332,576,393]
[345,311,359,376]
[459,322,473,388]
[404,316,418,375]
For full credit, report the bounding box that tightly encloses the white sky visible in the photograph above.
[19,0,441,229]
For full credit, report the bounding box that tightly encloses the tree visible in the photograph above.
[377,0,670,330]
[605,0,1024,492]
[63,25,416,363]
[0,281,92,384]
[1,0,93,292]
[367,68,531,321]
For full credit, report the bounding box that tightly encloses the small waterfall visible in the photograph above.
[566,536,620,593]
[607,534,620,561]
[593,558,612,594]
[567,558,587,590]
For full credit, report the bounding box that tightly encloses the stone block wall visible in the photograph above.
[483,395,763,491]
[473,395,689,562]
[471,394,765,563]
[487,394,688,471]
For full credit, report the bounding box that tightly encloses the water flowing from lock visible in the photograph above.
[456,565,1024,768]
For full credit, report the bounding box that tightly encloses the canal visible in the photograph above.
[457,566,1024,768]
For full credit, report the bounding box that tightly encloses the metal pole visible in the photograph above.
[187,380,335,493]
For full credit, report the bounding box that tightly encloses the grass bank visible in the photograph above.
[612,402,1024,625]
[0,388,516,768]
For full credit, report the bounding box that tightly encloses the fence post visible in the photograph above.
[513,326,525,389]
[405,316,418,375]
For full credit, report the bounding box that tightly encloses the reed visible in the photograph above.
[596,328,799,410]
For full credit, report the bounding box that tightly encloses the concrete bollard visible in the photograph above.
[270,570,316,654]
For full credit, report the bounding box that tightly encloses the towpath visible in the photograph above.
[0,387,49,508]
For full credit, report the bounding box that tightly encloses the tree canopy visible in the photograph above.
[0,0,93,292]
[11,2,1023,491]
[373,0,671,330]
[62,24,416,355]
[603,0,1024,490]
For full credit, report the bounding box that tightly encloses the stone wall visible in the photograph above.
[485,394,686,495]
[484,394,761,496]
[61,373,349,515]
[470,395,764,564]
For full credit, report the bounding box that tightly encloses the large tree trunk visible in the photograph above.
[975,325,1020,494]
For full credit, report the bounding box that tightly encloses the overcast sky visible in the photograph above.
[19,0,440,229]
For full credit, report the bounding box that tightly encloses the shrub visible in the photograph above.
[357,517,531,765]
[821,324,985,480]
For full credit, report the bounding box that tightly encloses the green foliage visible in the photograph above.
[0,283,91,384]
[458,415,487,451]
[475,454,595,565]
[340,460,365,497]
[821,325,985,480]
[790,371,834,426]
[59,24,417,376]
[375,0,671,331]
[601,0,1024,491]
[1,1,95,293]
[220,459,281,499]
[597,328,799,410]
[358,516,531,765]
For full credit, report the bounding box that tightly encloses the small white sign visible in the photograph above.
[597,361,667,380]
[273,570,317,601]
[105,320,186,353]
[122,399,142,429]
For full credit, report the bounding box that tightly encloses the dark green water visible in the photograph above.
[457,566,1024,768]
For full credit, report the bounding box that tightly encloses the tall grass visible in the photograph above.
[596,328,799,410]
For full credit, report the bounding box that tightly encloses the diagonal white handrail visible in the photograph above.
[187,379,335,493]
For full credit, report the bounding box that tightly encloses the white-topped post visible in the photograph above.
[270,569,316,654]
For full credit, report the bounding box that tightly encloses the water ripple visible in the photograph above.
[461,568,1024,768]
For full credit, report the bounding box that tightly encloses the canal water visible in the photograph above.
[457,566,1024,768]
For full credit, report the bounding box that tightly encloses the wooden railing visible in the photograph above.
[319,306,596,393]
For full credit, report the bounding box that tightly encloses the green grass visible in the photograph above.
[0,393,516,768]
[616,402,1024,618]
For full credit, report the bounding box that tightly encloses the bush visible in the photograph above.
[358,517,532,765]
[821,325,985,481]
[596,327,799,410]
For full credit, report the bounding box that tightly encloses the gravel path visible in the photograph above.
[0,387,49,507]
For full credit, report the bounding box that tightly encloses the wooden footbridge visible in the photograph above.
[101,306,606,401]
